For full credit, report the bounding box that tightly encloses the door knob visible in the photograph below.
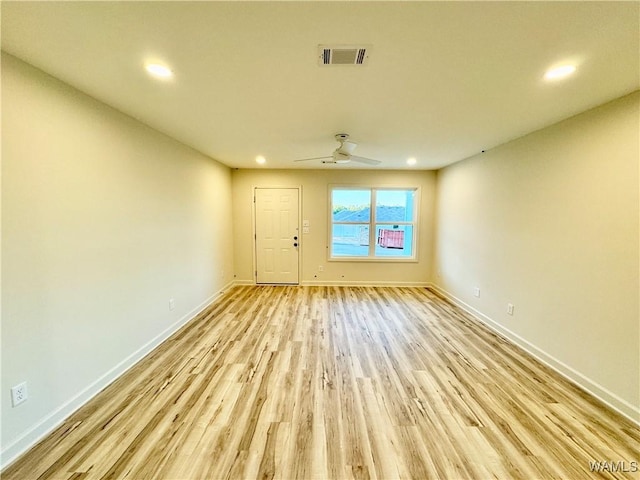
[293,242,298,247]
[293,236,298,240]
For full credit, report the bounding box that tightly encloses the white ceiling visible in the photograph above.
[2,1,638,170]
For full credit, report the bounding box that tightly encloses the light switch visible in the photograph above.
[303,220,310,227]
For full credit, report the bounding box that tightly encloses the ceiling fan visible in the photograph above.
[293,134,382,165]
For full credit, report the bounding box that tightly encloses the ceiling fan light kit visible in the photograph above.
[326,150,351,164]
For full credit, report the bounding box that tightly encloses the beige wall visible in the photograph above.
[232,169,437,285]
[434,92,640,420]
[1,54,234,464]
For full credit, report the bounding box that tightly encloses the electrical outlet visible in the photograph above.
[318,265,324,272]
[474,287,480,298]
[11,382,28,407]
[507,303,515,315]
[169,298,175,311]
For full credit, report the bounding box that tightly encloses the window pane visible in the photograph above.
[332,224,369,257]
[332,189,371,222]
[375,190,414,222]
[375,225,413,257]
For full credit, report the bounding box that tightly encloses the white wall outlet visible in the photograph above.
[302,226,310,234]
[11,382,28,407]
[169,298,175,311]
[507,303,515,315]
[474,287,480,298]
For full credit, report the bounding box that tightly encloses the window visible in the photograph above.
[330,187,418,260]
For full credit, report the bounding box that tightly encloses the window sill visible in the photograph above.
[328,256,418,263]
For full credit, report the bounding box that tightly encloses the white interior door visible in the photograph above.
[255,188,299,284]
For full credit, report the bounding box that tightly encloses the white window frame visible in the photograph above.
[328,185,419,262]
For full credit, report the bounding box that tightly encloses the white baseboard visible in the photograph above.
[0,282,233,471]
[429,283,640,427]
[234,280,430,287]
[300,280,430,287]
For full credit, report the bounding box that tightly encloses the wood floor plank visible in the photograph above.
[3,285,639,480]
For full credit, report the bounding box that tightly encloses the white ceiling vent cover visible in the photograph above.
[318,45,370,66]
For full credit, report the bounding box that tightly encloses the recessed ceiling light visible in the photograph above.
[256,155,266,164]
[407,157,417,166]
[544,65,576,81]
[145,63,173,78]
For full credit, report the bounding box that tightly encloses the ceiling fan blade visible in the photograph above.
[337,140,358,155]
[350,155,382,165]
[293,156,332,162]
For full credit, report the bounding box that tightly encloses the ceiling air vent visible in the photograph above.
[318,45,370,66]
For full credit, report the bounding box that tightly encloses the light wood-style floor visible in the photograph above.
[4,286,639,480]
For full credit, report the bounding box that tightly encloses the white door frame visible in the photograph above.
[252,186,302,284]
